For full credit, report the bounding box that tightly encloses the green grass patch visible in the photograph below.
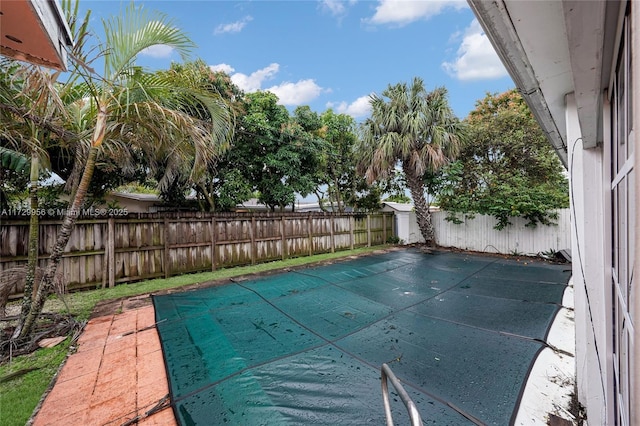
[0,338,70,426]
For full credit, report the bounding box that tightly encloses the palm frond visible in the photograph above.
[358,77,464,183]
[102,3,195,82]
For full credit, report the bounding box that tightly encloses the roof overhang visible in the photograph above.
[0,0,74,71]
[468,0,623,167]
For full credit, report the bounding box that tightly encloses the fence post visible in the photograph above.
[330,214,335,253]
[367,214,372,247]
[308,214,314,256]
[383,213,387,244]
[281,215,286,260]
[211,216,216,271]
[163,217,170,278]
[107,218,115,288]
[350,215,355,250]
[250,216,256,265]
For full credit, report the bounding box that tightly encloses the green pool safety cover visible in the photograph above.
[153,249,570,425]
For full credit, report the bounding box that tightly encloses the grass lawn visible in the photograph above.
[0,245,391,425]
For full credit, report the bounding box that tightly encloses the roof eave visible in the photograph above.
[0,0,74,71]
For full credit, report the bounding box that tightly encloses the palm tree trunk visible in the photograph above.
[12,153,39,339]
[17,109,107,339]
[403,164,435,246]
[17,146,99,338]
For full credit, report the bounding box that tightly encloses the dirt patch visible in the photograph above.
[548,414,573,426]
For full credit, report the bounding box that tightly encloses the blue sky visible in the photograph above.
[79,0,516,120]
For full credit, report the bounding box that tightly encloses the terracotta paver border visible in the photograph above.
[33,303,176,426]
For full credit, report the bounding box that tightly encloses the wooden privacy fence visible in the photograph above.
[0,212,394,296]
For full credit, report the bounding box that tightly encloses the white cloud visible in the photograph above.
[139,44,174,58]
[213,63,325,106]
[268,79,323,106]
[442,19,508,81]
[327,95,372,118]
[366,0,467,26]
[229,63,280,92]
[214,16,253,35]
[209,63,235,74]
[320,0,357,17]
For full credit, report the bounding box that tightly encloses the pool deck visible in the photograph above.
[32,302,175,426]
[32,276,576,426]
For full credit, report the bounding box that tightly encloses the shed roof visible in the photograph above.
[381,202,415,213]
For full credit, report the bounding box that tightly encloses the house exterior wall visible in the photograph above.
[608,8,636,422]
[631,6,640,424]
[566,94,613,425]
[397,211,425,244]
[467,1,638,423]
[565,4,637,423]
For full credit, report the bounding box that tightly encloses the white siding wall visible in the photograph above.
[399,209,571,255]
[566,93,612,425]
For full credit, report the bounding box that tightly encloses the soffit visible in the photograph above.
[0,0,73,70]
[469,0,615,163]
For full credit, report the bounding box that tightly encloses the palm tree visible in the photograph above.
[10,3,233,339]
[0,60,72,338]
[357,77,465,246]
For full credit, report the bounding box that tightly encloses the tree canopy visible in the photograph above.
[435,89,569,229]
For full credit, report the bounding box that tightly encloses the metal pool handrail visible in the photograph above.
[381,363,423,426]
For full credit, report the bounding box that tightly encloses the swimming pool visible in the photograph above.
[153,249,570,425]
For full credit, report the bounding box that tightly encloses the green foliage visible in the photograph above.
[0,159,29,209]
[0,146,30,173]
[311,109,387,212]
[218,92,326,211]
[37,183,67,211]
[210,169,253,211]
[0,170,67,211]
[384,193,411,204]
[435,90,569,229]
[349,179,384,212]
[386,235,402,244]
[116,183,158,194]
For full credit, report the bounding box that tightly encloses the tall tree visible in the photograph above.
[436,89,569,229]
[0,59,72,339]
[226,92,324,211]
[315,110,359,212]
[357,77,465,245]
[9,3,233,339]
